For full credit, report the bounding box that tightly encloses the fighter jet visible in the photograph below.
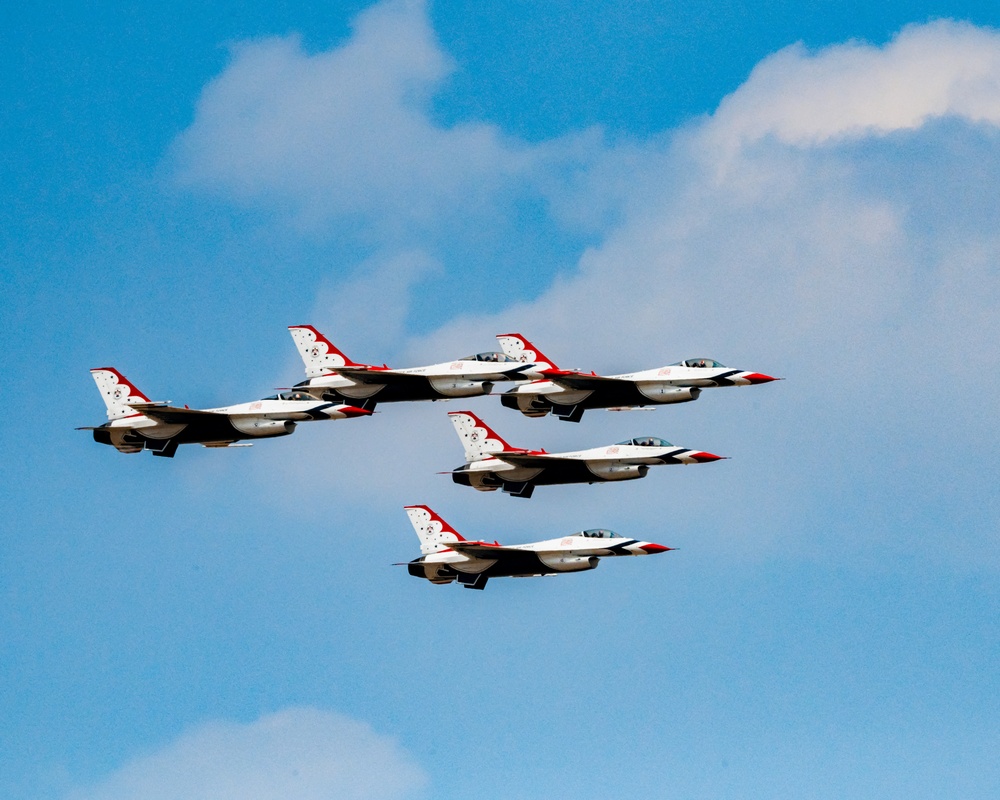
[288,325,536,410]
[79,367,371,457]
[401,505,673,590]
[496,333,779,422]
[447,410,723,498]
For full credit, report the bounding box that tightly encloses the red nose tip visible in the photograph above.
[641,543,674,554]
[340,406,374,418]
[690,451,724,463]
[743,373,777,384]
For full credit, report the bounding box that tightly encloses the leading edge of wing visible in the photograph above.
[493,451,566,468]
[126,403,228,424]
[330,366,428,387]
[445,541,524,558]
[541,371,632,391]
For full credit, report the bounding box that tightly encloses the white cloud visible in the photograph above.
[704,20,1000,155]
[405,19,1000,381]
[308,249,443,359]
[170,0,603,236]
[65,708,426,800]
[395,19,1000,565]
[172,6,1000,564]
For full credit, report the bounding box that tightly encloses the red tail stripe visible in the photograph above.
[403,504,466,541]
[448,410,515,450]
[288,325,367,368]
[91,367,151,402]
[498,333,558,369]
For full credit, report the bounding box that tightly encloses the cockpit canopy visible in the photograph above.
[577,529,622,539]
[261,391,315,402]
[461,352,519,363]
[671,358,725,368]
[617,436,673,448]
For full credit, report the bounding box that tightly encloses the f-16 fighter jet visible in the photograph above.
[401,505,673,590]
[79,367,371,457]
[496,333,778,422]
[447,410,723,498]
[288,325,536,410]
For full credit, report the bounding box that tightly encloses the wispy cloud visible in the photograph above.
[705,20,1000,153]
[65,707,426,800]
[169,0,603,239]
[170,3,1000,566]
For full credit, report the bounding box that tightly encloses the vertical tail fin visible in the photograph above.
[90,368,151,420]
[288,325,365,377]
[496,333,558,371]
[405,505,466,554]
[448,410,516,461]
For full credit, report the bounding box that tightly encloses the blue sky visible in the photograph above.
[3,1,1000,798]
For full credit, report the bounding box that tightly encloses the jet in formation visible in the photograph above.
[496,333,779,422]
[401,505,673,590]
[289,325,536,409]
[80,367,371,457]
[447,410,723,498]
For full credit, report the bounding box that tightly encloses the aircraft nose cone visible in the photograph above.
[689,451,725,463]
[743,372,778,384]
[640,543,674,554]
[339,405,374,418]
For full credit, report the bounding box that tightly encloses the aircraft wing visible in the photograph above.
[445,541,525,559]
[127,403,228,425]
[493,363,539,379]
[331,367,429,387]
[497,451,656,469]
[493,452,573,468]
[454,364,534,381]
[542,371,633,392]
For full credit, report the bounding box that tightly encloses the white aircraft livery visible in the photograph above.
[401,505,673,590]
[496,333,779,421]
[80,367,371,457]
[288,325,536,409]
[447,410,724,498]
